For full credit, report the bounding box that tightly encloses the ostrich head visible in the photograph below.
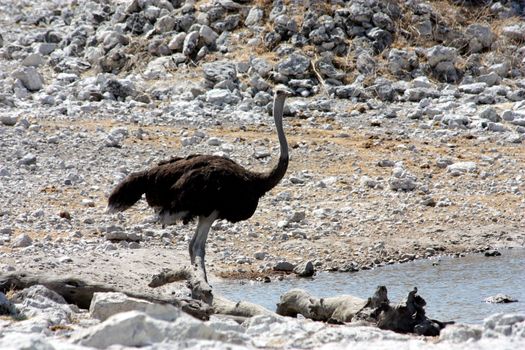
[274,84,293,99]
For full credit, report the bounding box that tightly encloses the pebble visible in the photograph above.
[273,261,295,272]
[447,162,478,175]
[484,250,501,257]
[1,115,18,126]
[484,294,517,304]
[19,153,37,166]
[11,234,33,248]
[57,256,73,263]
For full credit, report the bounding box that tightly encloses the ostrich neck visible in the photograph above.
[259,94,289,194]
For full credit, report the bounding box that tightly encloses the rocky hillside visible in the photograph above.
[1,0,524,106]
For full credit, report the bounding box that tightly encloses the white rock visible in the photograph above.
[501,24,525,41]
[205,89,239,106]
[439,323,483,343]
[208,137,223,146]
[0,333,62,350]
[458,83,487,94]
[90,292,181,321]
[57,256,73,263]
[412,76,434,89]
[447,162,477,175]
[73,310,220,348]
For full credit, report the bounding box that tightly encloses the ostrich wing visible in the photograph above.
[167,163,260,223]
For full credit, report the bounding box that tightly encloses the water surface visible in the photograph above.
[215,249,525,324]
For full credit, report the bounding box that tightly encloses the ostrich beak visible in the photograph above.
[274,84,294,96]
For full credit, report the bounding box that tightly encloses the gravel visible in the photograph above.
[0,0,524,348]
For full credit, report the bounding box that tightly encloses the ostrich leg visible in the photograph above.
[189,211,219,283]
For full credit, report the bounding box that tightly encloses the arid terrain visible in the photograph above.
[0,0,524,349]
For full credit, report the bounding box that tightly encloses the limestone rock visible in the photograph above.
[73,311,219,348]
[90,292,181,321]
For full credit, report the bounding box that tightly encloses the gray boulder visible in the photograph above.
[458,83,487,94]
[348,2,373,23]
[168,32,186,51]
[13,67,44,91]
[425,45,457,66]
[404,88,440,102]
[389,165,417,191]
[155,15,176,33]
[251,57,273,78]
[200,25,218,46]
[466,24,494,53]
[276,53,310,77]
[356,52,376,74]
[183,31,200,56]
[12,285,74,326]
[274,261,295,272]
[0,292,16,316]
[73,311,219,348]
[293,261,315,277]
[479,107,501,122]
[434,61,458,82]
[22,53,44,67]
[388,49,417,76]
[477,72,500,86]
[316,57,345,80]
[245,7,264,26]
[11,233,33,247]
[203,61,237,87]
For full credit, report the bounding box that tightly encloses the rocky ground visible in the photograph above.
[1,0,525,349]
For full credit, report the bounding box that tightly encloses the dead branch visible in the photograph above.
[277,286,452,336]
[149,266,213,305]
[0,271,212,320]
[149,267,275,318]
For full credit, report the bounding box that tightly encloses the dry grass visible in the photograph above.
[49,324,74,332]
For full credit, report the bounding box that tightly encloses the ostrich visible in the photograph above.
[107,86,291,288]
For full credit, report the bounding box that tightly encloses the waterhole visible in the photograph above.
[215,249,525,324]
